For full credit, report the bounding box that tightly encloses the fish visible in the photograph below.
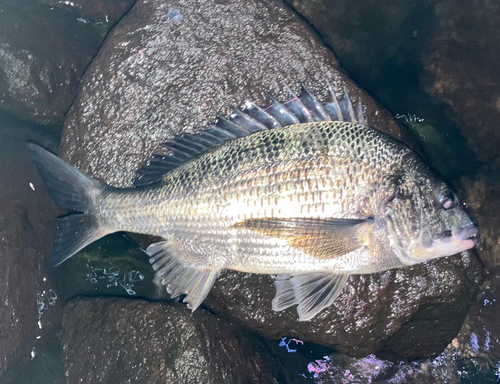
[28,84,478,321]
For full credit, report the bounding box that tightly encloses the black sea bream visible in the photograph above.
[28,84,478,320]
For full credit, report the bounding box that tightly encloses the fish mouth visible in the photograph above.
[387,214,480,265]
[454,225,479,250]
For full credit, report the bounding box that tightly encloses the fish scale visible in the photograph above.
[28,85,478,321]
[100,122,408,274]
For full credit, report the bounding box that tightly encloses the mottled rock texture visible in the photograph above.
[421,0,500,169]
[206,252,481,359]
[283,0,441,122]
[463,175,500,269]
[0,114,62,381]
[59,0,482,359]
[60,0,406,188]
[62,297,300,384]
[0,0,134,125]
[294,266,500,383]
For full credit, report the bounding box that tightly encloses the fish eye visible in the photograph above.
[439,188,455,210]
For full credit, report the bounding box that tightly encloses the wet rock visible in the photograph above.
[55,233,169,302]
[0,202,42,378]
[0,114,63,381]
[59,0,482,360]
[461,174,500,269]
[60,0,407,188]
[290,349,461,383]
[62,297,301,383]
[421,0,500,169]
[289,266,500,383]
[283,0,423,104]
[0,0,134,125]
[205,252,481,359]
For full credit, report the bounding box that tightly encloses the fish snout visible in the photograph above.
[454,225,479,250]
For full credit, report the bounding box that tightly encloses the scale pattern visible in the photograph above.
[102,121,418,273]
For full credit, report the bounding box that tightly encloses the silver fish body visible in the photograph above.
[28,87,478,321]
[104,122,411,273]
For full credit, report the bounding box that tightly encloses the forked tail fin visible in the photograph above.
[27,143,109,266]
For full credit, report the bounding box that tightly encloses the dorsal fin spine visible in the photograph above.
[232,108,268,132]
[133,83,369,187]
[326,81,344,122]
[245,101,282,129]
[299,82,330,121]
[284,84,313,122]
[341,87,357,123]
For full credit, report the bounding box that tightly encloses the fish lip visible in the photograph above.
[454,225,479,249]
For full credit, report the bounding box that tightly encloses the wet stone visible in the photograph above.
[421,0,500,170]
[0,0,134,125]
[55,233,169,303]
[60,0,406,188]
[0,114,63,382]
[61,297,301,384]
[284,265,500,383]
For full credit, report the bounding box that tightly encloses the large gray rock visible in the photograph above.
[421,0,500,170]
[59,0,483,359]
[283,0,422,100]
[62,297,302,384]
[0,0,134,125]
[205,252,481,359]
[0,115,63,381]
[60,0,406,188]
[286,265,500,383]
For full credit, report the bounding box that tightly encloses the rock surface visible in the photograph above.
[0,0,134,125]
[62,297,302,384]
[60,0,407,188]
[462,172,500,268]
[58,0,483,359]
[283,0,425,107]
[0,114,63,381]
[285,265,500,383]
[421,0,500,169]
[205,252,481,359]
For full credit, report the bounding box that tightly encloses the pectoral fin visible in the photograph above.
[147,240,220,311]
[272,272,349,321]
[234,217,373,259]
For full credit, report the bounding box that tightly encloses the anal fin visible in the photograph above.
[272,272,348,321]
[147,240,220,311]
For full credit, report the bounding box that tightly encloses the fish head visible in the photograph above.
[385,172,478,266]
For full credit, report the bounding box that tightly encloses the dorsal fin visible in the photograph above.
[133,83,368,187]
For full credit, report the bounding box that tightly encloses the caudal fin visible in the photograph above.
[27,143,108,266]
